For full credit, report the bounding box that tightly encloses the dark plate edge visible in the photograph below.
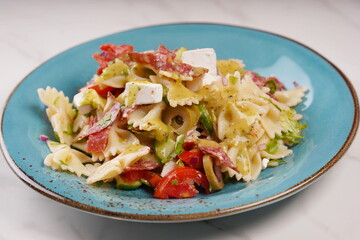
[0,22,359,223]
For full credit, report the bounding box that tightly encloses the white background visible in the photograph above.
[0,0,359,239]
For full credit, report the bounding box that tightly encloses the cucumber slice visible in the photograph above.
[154,134,185,164]
[115,176,142,190]
[154,138,176,163]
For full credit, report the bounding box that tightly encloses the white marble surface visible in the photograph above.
[0,0,359,239]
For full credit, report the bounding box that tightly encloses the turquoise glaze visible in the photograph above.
[1,24,358,222]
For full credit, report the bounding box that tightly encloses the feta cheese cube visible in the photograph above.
[124,82,163,106]
[181,48,219,89]
[73,91,92,114]
[182,48,217,75]
[262,158,269,170]
[73,89,106,114]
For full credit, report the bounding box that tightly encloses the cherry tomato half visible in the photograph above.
[154,167,209,199]
[178,149,203,170]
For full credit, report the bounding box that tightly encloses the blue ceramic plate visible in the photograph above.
[1,23,358,222]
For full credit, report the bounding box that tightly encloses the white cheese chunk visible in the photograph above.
[73,92,92,114]
[73,91,84,108]
[182,48,217,75]
[262,158,269,170]
[124,82,163,106]
[181,48,219,88]
[202,73,221,85]
[185,73,221,91]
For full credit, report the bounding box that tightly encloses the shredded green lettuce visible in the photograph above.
[268,159,287,167]
[280,109,307,145]
[63,123,74,135]
[97,112,112,128]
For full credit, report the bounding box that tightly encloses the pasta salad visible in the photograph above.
[38,44,307,199]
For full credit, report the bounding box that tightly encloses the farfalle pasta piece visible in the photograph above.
[257,134,293,160]
[237,73,270,100]
[274,86,308,107]
[38,87,76,118]
[44,141,92,177]
[248,120,266,144]
[260,144,293,159]
[222,146,243,181]
[38,87,77,146]
[127,102,168,141]
[91,126,140,161]
[235,100,267,126]
[84,163,102,175]
[86,145,150,184]
[217,102,252,141]
[38,87,76,146]
[249,152,262,181]
[260,103,284,139]
[72,114,88,133]
[220,143,253,182]
[166,81,202,107]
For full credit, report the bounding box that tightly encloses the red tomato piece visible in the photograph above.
[159,181,199,198]
[182,141,196,151]
[148,174,162,188]
[178,149,203,170]
[121,170,161,188]
[154,167,209,199]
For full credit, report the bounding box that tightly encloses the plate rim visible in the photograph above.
[0,22,359,222]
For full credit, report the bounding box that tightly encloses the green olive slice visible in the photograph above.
[163,105,199,134]
[203,154,224,191]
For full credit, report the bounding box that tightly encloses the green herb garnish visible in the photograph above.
[266,138,279,154]
[266,79,278,94]
[268,159,287,167]
[63,123,74,135]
